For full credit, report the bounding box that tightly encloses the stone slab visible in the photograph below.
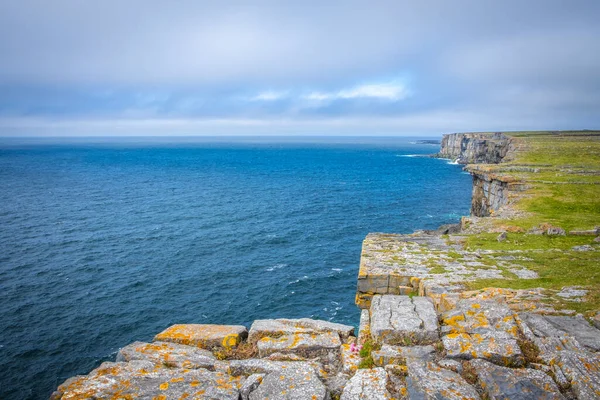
[248,318,354,344]
[248,363,328,400]
[520,313,600,352]
[154,324,248,349]
[372,344,435,366]
[256,332,341,359]
[556,350,600,399]
[340,368,391,400]
[116,341,216,369]
[370,295,439,345]
[51,360,241,400]
[405,358,480,400]
[470,359,564,399]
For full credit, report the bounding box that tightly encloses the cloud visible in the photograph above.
[248,91,289,101]
[304,81,410,102]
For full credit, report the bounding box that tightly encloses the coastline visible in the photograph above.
[52,131,600,399]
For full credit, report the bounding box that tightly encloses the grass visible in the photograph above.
[458,131,600,314]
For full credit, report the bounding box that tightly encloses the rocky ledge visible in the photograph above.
[52,132,600,399]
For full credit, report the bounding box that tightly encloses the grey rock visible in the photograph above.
[557,350,600,399]
[153,324,248,349]
[372,344,435,366]
[556,287,588,302]
[116,341,216,369]
[571,245,594,251]
[227,359,322,377]
[265,352,307,361]
[595,236,600,243]
[340,368,391,400]
[340,343,361,374]
[256,332,341,359]
[325,373,350,399]
[53,360,241,400]
[370,295,439,345]
[520,313,600,352]
[546,226,566,236]
[248,318,354,344]
[497,232,507,242]
[240,374,264,400]
[470,359,564,399]
[569,229,599,236]
[441,299,524,366]
[405,358,480,399]
[358,309,370,344]
[249,363,328,400]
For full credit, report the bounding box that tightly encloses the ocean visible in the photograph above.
[0,136,471,399]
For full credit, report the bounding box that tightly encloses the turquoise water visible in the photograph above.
[0,137,471,399]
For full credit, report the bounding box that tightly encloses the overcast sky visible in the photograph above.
[0,0,599,136]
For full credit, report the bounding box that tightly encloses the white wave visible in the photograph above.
[266,263,287,272]
[397,154,419,157]
[446,159,460,165]
[331,268,342,272]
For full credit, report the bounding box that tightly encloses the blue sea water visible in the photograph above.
[0,136,471,399]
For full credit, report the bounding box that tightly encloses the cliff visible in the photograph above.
[52,131,600,400]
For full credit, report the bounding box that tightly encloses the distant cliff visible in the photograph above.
[438,132,514,164]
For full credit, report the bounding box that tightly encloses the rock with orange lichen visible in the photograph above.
[248,318,354,344]
[518,313,600,353]
[248,363,329,400]
[370,295,439,345]
[441,299,524,366]
[227,359,323,377]
[154,324,248,349]
[372,344,435,367]
[256,332,341,360]
[470,359,564,399]
[116,341,216,369]
[340,368,391,400]
[405,358,480,400]
[340,343,361,373]
[51,360,241,400]
[556,350,600,399]
[240,373,264,400]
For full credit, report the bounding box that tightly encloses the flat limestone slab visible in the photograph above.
[370,295,439,345]
[256,332,341,359]
[117,341,216,369]
[470,359,564,400]
[441,299,524,366]
[248,318,354,344]
[520,313,600,352]
[372,344,435,366]
[340,368,391,400]
[51,360,241,400]
[248,363,328,400]
[556,350,600,399]
[154,324,248,349]
[405,358,480,400]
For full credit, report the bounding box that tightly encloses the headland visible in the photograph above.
[52,131,600,399]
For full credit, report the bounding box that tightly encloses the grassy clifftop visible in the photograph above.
[459,130,600,315]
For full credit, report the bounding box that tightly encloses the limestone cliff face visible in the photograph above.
[439,132,518,217]
[439,132,513,164]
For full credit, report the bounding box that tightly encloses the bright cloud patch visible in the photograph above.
[249,90,289,101]
[305,82,410,102]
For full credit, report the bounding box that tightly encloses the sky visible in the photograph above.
[0,0,599,136]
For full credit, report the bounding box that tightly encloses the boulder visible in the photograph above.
[116,341,216,369]
[240,374,264,400]
[340,368,391,400]
[405,358,480,399]
[248,318,354,344]
[154,324,247,349]
[470,359,564,399]
[52,360,241,400]
[248,363,329,400]
[370,295,439,345]
[519,313,600,352]
[256,332,341,359]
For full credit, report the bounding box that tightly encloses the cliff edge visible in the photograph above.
[52,131,600,400]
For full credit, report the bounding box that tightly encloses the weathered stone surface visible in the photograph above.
[340,368,391,400]
[520,313,600,352]
[470,359,564,399]
[357,309,371,344]
[556,350,600,399]
[437,358,463,374]
[240,374,264,400]
[370,295,439,345]
[116,341,216,369]
[248,363,328,400]
[52,360,241,400]
[248,318,354,344]
[405,358,480,399]
[154,324,248,349]
[441,299,524,366]
[256,331,341,360]
[372,344,435,366]
[341,343,361,374]
[227,359,321,377]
